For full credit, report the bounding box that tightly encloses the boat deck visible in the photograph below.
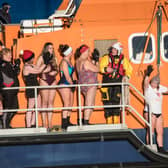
[0,125,168,168]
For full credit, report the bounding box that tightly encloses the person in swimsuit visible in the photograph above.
[144,65,168,154]
[75,45,99,125]
[22,50,52,128]
[36,42,58,129]
[58,44,75,130]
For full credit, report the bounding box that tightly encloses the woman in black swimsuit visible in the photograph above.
[22,50,52,128]
[36,42,58,129]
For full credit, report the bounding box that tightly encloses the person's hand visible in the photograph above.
[14,58,21,66]
[71,80,77,92]
[14,58,21,74]
[146,65,153,76]
[0,40,3,47]
[43,52,53,65]
[106,67,113,73]
[92,48,100,62]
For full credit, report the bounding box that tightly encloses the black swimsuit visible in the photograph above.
[24,73,39,98]
[144,106,162,118]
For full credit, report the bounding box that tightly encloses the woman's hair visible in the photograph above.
[74,44,87,60]
[58,44,70,57]
[0,48,10,59]
[39,42,58,70]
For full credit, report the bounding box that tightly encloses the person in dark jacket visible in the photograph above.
[0,2,11,24]
[0,58,3,128]
[0,48,20,128]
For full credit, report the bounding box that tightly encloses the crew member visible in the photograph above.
[100,42,132,124]
[0,48,20,128]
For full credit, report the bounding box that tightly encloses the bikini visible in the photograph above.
[144,110,162,118]
[40,63,56,85]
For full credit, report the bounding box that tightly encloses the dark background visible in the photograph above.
[1,0,62,23]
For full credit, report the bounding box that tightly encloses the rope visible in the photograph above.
[157,6,162,75]
[136,0,166,76]
[135,13,157,76]
[130,13,157,63]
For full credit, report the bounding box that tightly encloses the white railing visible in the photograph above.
[128,83,153,146]
[2,82,153,146]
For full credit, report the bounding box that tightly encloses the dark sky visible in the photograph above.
[1,0,62,23]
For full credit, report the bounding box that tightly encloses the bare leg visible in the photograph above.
[40,88,49,128]
[144,112,149,144]
[59,88,71,129]
[67,90,74,125]
[156,115,163,147]
[152,114,156,143]
[47,82,56,128]
[84,87,97,122]
[31,95,41,127]
[26,98,35,128]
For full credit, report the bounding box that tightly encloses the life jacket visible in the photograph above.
[107,53,125,79]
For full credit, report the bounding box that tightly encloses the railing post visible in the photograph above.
[34,87,39,128]
[121,81,125,127]
[78,85,82,128]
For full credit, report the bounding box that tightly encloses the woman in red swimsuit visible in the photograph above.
[36,42,58,129]
[75,45,99,125]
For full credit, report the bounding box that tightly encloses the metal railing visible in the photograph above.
[128,83,153,146]
[1,81,153,146]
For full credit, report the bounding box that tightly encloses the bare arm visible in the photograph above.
[43,65,51,73]
[23,64,46,75]
[72,69,76,80]
[85,60,99,72]
[49,71,57,76]
[49,66,58,76]
[143,65,153,90]
[61,61,73,84]
[36,56,43,67]
[36,56,51,73]
[144,76,149,90]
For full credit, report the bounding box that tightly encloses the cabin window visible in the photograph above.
[161,32,168,62]
[128,33,155,64]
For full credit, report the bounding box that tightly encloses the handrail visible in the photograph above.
[129,82,145,99]
[1,82,153,146]
[129,82,153,145]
